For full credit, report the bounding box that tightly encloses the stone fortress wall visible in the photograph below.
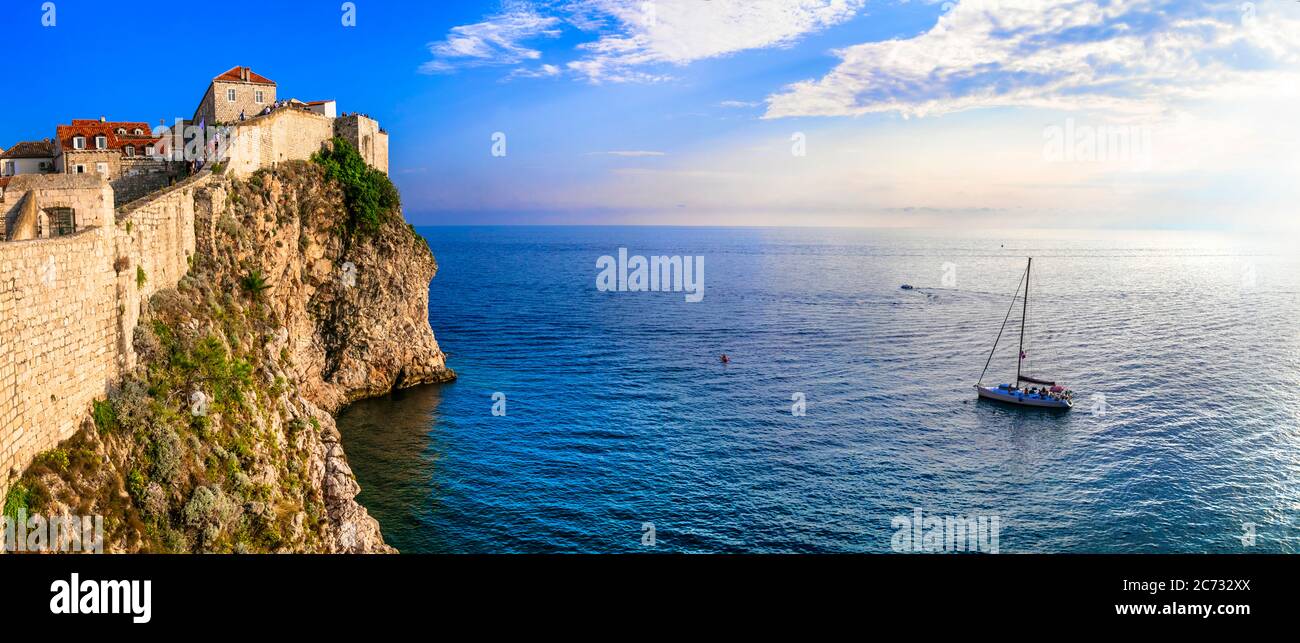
[0,171,212,493]
[222,108,386,177]
[0,100,389,495]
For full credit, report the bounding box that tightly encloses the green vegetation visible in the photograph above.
[136,266,147,288]
[92,398,118,433]
[311,137,399,236]
[3,482,30,519]
[34,448,69,472]
[240,269,271,297]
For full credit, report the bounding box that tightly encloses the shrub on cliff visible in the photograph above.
[311,137,399,236]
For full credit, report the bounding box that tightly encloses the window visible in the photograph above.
[39,161,50,171]
[73,136,86,150]
[95,162,109,176]
[116,128,127,136]
[145,145,155,157]
[74,165,86,174]
[255,90,264,103]
[2,160,11,176]
[124,145,135,157]
[94,136,107,149]
[133,128,144,136]
[227,88,237,102]
[45,207,76,236]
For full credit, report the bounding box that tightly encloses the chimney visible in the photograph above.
[100,116,106,122]
[241,67,249,82]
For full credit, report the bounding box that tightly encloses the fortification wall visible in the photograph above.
[2,174,114,240]
[112,159,184,206]
[0,172,211,489]
[1,100,390,493]
[335,115,388,174]
[225,108,335,177]
[0,225,120,485]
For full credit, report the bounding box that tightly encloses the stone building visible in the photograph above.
[54,119,159,178]
[53,119,176,205]
[191,66,277,126]
[0,173,113,241]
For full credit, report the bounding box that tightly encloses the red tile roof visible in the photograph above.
[1,140,55,159]
[55,121,160,153]
[213,66,275,85]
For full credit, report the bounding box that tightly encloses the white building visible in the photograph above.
[0,140,56,177]
[305,100,337,118]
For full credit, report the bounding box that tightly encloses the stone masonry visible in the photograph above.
[1,68,390,497]
[0,172,208,495]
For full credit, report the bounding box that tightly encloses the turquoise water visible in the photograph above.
[337,226,1300,553]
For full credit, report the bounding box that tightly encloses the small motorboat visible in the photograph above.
[900,284,915,290]
[973,257,1075,410]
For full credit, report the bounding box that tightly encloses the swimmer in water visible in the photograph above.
[720,354,730,364]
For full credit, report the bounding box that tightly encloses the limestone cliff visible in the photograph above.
[8,157,452,552]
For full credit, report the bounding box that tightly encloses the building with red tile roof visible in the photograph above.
[1,139,57,177]
[54,119,162,180]
[191,66,278,127]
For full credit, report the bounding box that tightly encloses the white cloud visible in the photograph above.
[719,100,761,108]
[423,0,867,82]
[507,63,563,79]
[765,0,1300,119]
[568,0,866,83]
[420,2,563,74]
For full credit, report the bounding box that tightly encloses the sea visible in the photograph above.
[336,226,1300,553]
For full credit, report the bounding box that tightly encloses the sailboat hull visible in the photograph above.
[975,385,1072,410]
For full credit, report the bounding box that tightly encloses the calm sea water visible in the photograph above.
[337,226,1300,553]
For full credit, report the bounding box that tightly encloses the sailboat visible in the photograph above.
[974,258,1074,410]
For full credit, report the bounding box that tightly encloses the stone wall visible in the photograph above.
[112,159,184,206]
[1,99,394,496]
[0,225,120,488]
[1,174,115,240]
[335,115,388,174]
[224,108,335,177]
[0,171,211,491]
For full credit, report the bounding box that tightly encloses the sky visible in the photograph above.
[4,0,1299,229]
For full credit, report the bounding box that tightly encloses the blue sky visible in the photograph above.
[4,0,1299,228]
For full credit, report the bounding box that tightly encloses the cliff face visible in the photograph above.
[9,159,452,553]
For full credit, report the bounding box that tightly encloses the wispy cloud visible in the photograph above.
[765,0,1300,119]
[507,63,562,80]
[420,2,562,74]
[719,100,761,108]
[423,0,867,81]
[568,0,866,83]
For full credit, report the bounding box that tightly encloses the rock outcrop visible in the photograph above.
[7,158,452,552]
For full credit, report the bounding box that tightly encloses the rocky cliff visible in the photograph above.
[7,156,452,552]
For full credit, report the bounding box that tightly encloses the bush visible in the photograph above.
[3,483,30,519]
[126,469,147,503]
[136,266,147,288]
[311,138,399,236]
[92,399,118,433]
[241,269,271,297]
[34,449,70,472]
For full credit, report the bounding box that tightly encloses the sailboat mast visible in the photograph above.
[1016,257,1031,387]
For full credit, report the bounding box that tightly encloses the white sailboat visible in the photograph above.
[974,258,1074,410]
